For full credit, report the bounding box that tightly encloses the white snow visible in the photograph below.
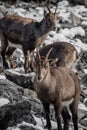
[33,115,57,130]
[83,69,87,74]
[0,75,6,79]
[74,39,87,51]
[7,127,20,130]
[81,21,87,25]
[59,26,85,39]
[52,33,68,42]
[78,103,87,112]
[0,98,9,107]
[0,0,87,129]
[19,121,44,130]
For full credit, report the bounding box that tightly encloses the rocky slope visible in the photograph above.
[0,0,87,130]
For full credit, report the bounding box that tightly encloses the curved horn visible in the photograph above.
[37,50,41,61]
[45,47,53,62]
[55,6,58,14]
[46,5,51,13]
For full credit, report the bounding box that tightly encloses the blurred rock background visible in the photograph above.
[0,0,87,130]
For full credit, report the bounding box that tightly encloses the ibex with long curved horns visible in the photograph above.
[34,48,80,130]
[0,6,59,73]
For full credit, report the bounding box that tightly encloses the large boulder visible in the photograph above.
[4,68,35,89]
[0,79,23,102]
[0,100,36,130]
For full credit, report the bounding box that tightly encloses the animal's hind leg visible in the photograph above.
[70,101,79,130]
[6,47,17,68]
[62,106,71,130]
[0,33,9,69]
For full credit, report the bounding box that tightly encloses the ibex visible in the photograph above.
[37,42,79,68]
[34,49,80,130]
[0,6,59,73]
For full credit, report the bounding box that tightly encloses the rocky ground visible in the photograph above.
[0,0,87,130]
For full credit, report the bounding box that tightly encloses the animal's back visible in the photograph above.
[0,15,38,44]
[39,42,79,67]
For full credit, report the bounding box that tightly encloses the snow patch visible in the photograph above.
[0,98,9,107]
[78,103,87,112]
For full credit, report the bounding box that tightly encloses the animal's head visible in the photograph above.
[43,6,59,31]
[34,48,58,82]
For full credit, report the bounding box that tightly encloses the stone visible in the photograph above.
[0,100,36,130]
[81,74,87,87]
[80,117,87,128]
[4,68,35,89]
[78,103,87,120]
[0,98,9,107]
[68,0,87,6]
[0,79,23,102]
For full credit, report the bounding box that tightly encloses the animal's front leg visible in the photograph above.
[24,50,30,73]
[54,101,62,130]
[6,47,17,68]
[43,102,51,130]
[1,32,9,69]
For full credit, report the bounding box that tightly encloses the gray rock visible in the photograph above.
[68,0,87,6]
[0,79,23,102]
[80,117,87,128]
[0,100,36,130]
[84,98,87,107]
[19,124,44,130]
[78,104,87,121]
[81,74,87,87]
[70,12,81,26]
[4,68,35,89]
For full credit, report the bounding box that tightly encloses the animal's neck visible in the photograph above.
[39,18,50,34]
[42,68,53,85]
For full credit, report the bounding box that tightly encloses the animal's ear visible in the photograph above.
[50,58,58,66]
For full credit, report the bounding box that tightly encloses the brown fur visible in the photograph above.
[38,42,79,68]
[0,8,59,73]
[34,50,80,130]
[5,15,37,26]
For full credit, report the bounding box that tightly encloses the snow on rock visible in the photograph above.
[59,11,71,23]
[59,26,85,39]
[0,0,87,130]
[71,26,85,36]
[0,74,6,79]
[81,21,87,25]
[58,0,69,7]
[0,98,9,107]
[18,121,44,130]
[78,103,87,112]
[34,115,57,130]
[7,127,20,130]
[51,33,68,43]
[74,39,87,51]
